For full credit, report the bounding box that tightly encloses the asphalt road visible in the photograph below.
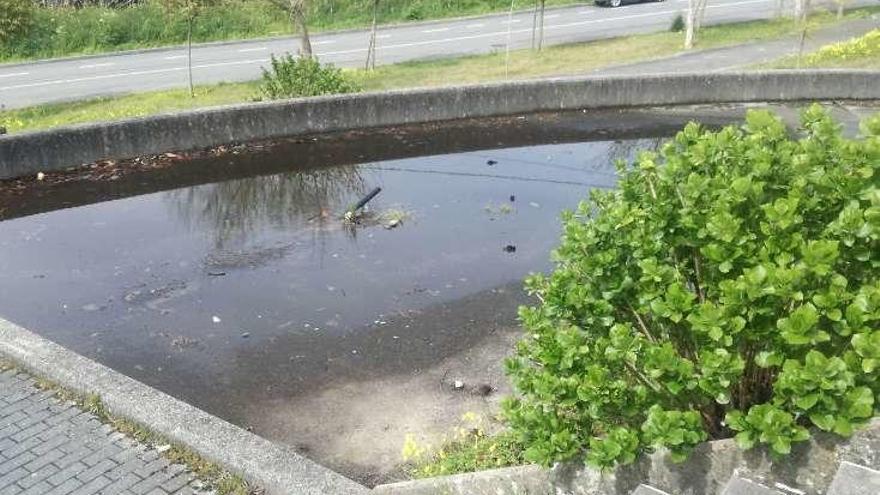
[0,0,870,108]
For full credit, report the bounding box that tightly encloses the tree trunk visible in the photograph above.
[531,0,537,49]
[685,0,697,49]
[291,0,312,58]
[774,0,784,18]
[795,0,811,67]
[187,17,194,98]
[505,0,515,78]
[695,0,708,32]
[365,0,379,69]
[538,0,545,51]
[836,0,844,19]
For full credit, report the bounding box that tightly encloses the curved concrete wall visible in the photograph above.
[1,70,879,180]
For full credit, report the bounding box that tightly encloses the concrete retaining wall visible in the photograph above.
[2,70,879,179]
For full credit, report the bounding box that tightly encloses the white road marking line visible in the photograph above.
[502,19,522,23]
[0,72,29,79]
[237,46,268,52]
[465,23,486,28]
[0,58,269,91]
[0,0,777,92]
[163,55,187,60]
[377,34,392,39]
[79,63,114,69]
[318,0,773,57]
[544,14,560,19]
[312,39,337,45]
[423,27,450,33]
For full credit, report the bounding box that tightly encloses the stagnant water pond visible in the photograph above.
[0,107,790,484]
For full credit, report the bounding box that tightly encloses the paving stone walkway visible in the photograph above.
[0,368,210,495]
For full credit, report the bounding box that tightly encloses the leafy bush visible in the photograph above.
[258,54,361,100]
[504,106,880,469]
[0,0,34,44]
[670,14,685,33]
[805,29,880,64]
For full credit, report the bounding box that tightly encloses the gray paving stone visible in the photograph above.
[21,480,53,495]
[632,485,670,495]
[47,461,88,487]
[722,476,784,495]
[0,370,208,494]
[827,461,880,495]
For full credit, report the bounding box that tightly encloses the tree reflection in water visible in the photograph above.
[167,165,369,252]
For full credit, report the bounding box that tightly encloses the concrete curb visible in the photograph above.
[2,70,879,180]
[0,317,369,495]
[373,419,880,494]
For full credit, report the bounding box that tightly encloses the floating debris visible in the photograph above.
[503,245,517,253]
[212,315,222,323]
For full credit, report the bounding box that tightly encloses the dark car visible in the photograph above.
[596,0,664,7]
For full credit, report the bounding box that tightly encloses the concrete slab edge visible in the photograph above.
[2,70,879,180]
[0,316,369,495]
[372,465,552,495]
[372,419,880,494]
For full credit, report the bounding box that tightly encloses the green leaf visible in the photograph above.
[810,413,835,431]
[734,431,755,449]
[795,393,819,410]
[756,351,783,368]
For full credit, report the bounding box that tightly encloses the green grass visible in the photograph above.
[0,0,579,62]
[767,28,880,69]
[401,413,525,478]
[407,431,526,478]
[0,82,259,133]
[3,7,877,134]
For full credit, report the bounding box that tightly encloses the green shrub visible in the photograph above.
[0,0,34,44]
[258,54,361,100]
[670,14,685,33]
[504,106,880,469]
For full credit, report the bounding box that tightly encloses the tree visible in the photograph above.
[795,0,812,67]
[290,0,312,58]
[531,0,546,51]
[793,0,810,20]
[160,0,207,97]
[365,0,380,70]
[684,0,709,49]
[774,0,786,18]
[835,0,847,19]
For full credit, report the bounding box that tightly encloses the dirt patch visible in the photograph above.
[248,321,519,487]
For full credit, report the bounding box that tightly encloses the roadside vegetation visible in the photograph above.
[402,413,525,478]
[3,7,875,134]
[0,0,577,62]
[258,54,361,99]
[770,28,880,68]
